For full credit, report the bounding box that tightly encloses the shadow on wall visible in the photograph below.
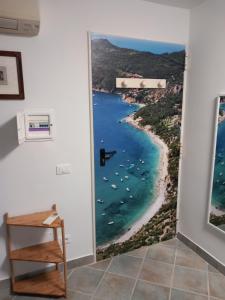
[0,214,50,279]
[0,117,18,161]
[0,222,10,277]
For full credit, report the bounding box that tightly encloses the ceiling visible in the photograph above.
[144,0,207,9]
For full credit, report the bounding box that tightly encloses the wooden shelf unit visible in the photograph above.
[5,205,67,298]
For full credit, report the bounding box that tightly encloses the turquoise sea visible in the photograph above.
[212,103,225,211]
[93,92,160,246]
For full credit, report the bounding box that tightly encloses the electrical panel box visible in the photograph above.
[17,110,55,144]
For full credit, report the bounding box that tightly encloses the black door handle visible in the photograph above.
[100,148,117,166]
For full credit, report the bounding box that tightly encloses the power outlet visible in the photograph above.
[56,163,72,175]
[58,233,71,247]
[65,234,71,245]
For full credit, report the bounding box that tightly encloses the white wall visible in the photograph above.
[179,0,225,265]
[0,0,189,280]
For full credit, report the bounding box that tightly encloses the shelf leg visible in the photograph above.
[5,214,15,290]
[61,220,67,298]
[53,227,59,270]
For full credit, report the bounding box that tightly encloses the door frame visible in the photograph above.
[88,31,188,261]
[88,31,97,262]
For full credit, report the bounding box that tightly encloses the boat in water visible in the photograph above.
[108,221,114,225]
[111,184,117,189]
[97,199,104,204]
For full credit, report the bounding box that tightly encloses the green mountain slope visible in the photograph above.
[91,39,185,91]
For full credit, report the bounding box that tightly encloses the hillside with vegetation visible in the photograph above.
[91,39,185,92]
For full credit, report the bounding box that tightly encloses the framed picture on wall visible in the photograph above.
[208,95,225,233]
[0,51,24,100]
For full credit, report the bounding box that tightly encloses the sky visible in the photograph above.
[91,33,185,54]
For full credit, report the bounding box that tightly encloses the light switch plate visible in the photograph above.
[56,163,72,175]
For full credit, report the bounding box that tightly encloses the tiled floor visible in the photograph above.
[2,238,225,300]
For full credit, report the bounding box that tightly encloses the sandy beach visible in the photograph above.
[211,205,225,216]
[114,114,169,244]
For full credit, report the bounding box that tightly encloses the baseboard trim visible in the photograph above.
[177,232,225,276]
[67,254,94,269]
[0,254,94,286]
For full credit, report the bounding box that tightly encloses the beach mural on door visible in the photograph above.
[209,96,225,232]
[90,33,185,260]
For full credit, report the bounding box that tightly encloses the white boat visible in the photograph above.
[115,172,119,176]
[126,187,130,192]
[141,160,145,164]
[111,184,117,189]
[103,177,108,181]
[108,221,114,225]
[101,213,106,216]
[129,195,133,199]
[97,199,104,203]
[141,177,146,181]
[124,176,129,179]
[120,201,125,204]
[120,178,124,182]
[119,164,124,168]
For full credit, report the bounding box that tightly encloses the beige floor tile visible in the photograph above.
[176,240,190,250]
[209,272,225,299]
[175,247,208,270]
[171,288,208,300]
[132,280,170,300]
[139,258,173,287]
[161,238,177,248]
[146,244,175,264]
[108,254,142,278]
[89,258,111,271]
[126,246,148,258]
[173,265,208,295]
[68,266,104,294]
[94,272,135,300]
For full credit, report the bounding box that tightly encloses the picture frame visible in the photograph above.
[207,95,225,234]
[0,51,24,100]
